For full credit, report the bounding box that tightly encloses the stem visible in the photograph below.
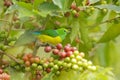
[0,50,21,64]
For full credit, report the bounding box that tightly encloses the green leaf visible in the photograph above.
[99,23,120,43]
[33,0,44,9]
[90,0,100,4]
[52,0,73,11]
[38,2,59,12]
[15,31,36,46]
[42,72,54,80]
[95,5,120,13]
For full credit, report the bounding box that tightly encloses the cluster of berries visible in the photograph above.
[0,68,10,80]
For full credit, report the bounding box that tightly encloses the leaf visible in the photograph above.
[99,23,120,43]
[42,72,54,80]
[90,0,100,4]
[52,0,73,11]
[95,5,120,13]
[33,0,44,9]
[15,31,36,46]
[38,2,59,12]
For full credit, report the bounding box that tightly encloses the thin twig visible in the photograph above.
[0,50,21,64]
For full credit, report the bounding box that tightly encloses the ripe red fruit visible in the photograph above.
[70,3,77,10]
[27,53,33,59]
[64,12,70,17]
[0,69,3,74]
[46,68,51,73]
[64,46,71,52]
[66,51,73,57]
[76,7,80,12]
[30,57,35,63]
[59,51,67,58]
[74,13,79,18]
[34,57,40,63]
[56,43,63,50]
[52,49,59,55]
[44,46,52,53]
[71,47,77,52]
[25,61,31,67]
[23,56,29,62]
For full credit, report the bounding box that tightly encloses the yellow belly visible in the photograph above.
[38,35,62,45]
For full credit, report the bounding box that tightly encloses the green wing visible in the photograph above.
[34,29,58,37]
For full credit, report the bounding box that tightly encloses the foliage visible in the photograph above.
[0,0,120,80]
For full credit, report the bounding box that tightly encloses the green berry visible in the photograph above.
[49,62,54,67]
[88,66,96,71]
[57,61,63,66]
[37,65,43,70]
[25,67,31,71]
[77,61,82,66]
[64,57,70,62]
[70,54,75,59]
[71,58,77,64]
[66,63,72,68]
[56,71,60,75]
[43,63,48,68]
[73,51,79,56]
[87,61,92,65]
[72,64,79,70]
[76,55,82,61]
[53,65,59,70]
[32,63,38,68]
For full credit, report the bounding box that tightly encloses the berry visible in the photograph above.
[52,49,59,55]
[37,65,43,70]
[53,65,59,70]
[64,57,70,62]
[27,53,33,59]
[76,55,82,61]
[72,64,79,70]
[32,63,38,68]
[79,52,85,57]
[74,51,79,56]
[74,13,79,18]
[46,68,51,73]
[44,46,52,53]
[64,46,71,52]
[34,57,40,63]
[25,61,31,67]
[0,69,3,74]
[71,58,77,64]
[66,51,73,57]
[76,7,80,12]
[64,12,70,17]
[25,67,31,71]
[23,56,29,62]
[30,57,35,63]
[71,47,77,52]
[56,43,63,50]
[70,3,76,10]
[59,51,67,58]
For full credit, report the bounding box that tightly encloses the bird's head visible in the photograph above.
[56,28,69,40]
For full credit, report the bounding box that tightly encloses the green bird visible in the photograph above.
[33,28,68,45]
[15,28,68,46]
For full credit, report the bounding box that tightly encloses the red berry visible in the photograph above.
[66,51,73,57]
[0,69,3,74]
[52,49,59,55]
[70,3,77,10]
[64,46,71,52]
[71,47,77,52]
[30,57,35,63]
[64,12,70,17]
[34,57,40,63]
[27,53,33,59]
[25,61,31,67]
[46,68,51,73]
[74,13,79,18]
[44,46,52,53]
[59,52,67,58]
[66,44,71,47]
[23,56,29,62]
[56,43,63,50]
[76,7,80,12]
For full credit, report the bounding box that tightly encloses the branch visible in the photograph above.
[89,16,120,29]
[0,50,21,64]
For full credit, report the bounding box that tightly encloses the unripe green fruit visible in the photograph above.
[56,71,60,75]
[73,51,79,56]
[53,65,59,70]
[82,62,88,67]
[79,52,85,57]
[66,63,72,68]
[70,54,75,59]
[76,55,82,61]
[71,58,77,64]
[43,63,48,68]
[15,65,20,70]
[87,61,92,65]
[37,65,43,70]
[90,6,95,11]
[64,57,70,62]
[72,10,77,14]
[72,64,79,70]
[102,8,107,13]
[32,63,38,68]
[78,67,83,71]
[25,67,31,71]
[49,62,54,67]
[57,61,63,66]
[77,61,82,66]
[88,66,96,71]
[101,1,107,4]
[62,62,67,67]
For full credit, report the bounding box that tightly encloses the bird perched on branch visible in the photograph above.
[15,28,68,46]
